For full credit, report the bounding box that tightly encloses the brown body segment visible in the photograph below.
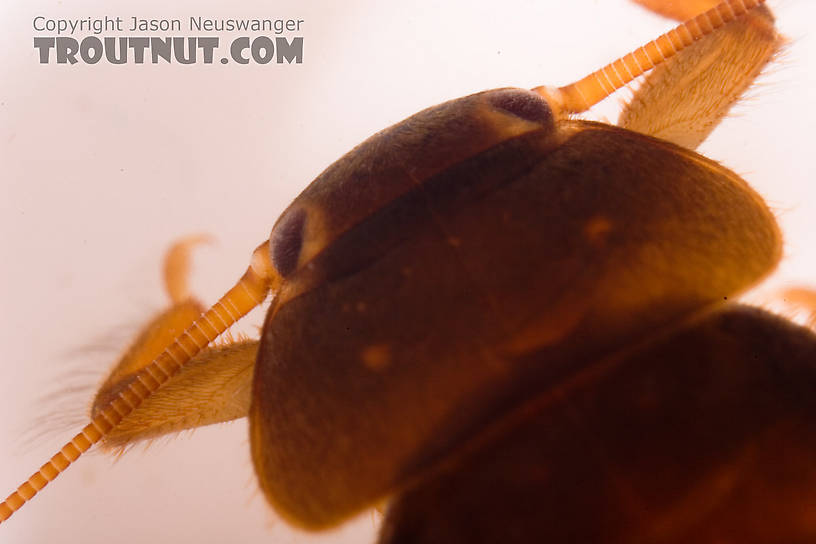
[379,305,816,543]
[249,89,780,528]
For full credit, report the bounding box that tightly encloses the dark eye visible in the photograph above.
[487,89,554,125]
[270,207,307,277]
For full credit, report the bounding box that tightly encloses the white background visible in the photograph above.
[1,1,815,543]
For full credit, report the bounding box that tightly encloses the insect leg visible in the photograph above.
[619,0,784,149]
[93,237,210,399]
[93,338,257,450]
[91,237,258,450]
[781,287,816,329]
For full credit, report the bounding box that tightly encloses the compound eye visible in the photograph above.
[487,88,554,126]
[269,207,307,277]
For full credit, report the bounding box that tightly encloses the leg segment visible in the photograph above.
[162,233,212,304]
[91,238,257,450]
[620,1,783,150]
[379,306,816,543]
[782,287,816,329]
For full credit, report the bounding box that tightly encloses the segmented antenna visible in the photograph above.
[0,242,277,523]
[535,0,767,113]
